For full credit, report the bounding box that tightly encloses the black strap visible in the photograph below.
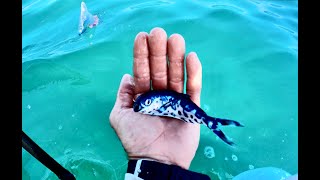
[127,159,210,180]
[22,131,76,180]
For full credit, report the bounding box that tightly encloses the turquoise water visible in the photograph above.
[22,0,298,179]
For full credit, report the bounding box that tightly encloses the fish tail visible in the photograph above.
[214,117,244,127]
[205,116,244,146]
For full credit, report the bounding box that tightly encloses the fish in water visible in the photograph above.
[133,90,244,146]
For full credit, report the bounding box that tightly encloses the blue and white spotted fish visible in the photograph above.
[133,90,244,146]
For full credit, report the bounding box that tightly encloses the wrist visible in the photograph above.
[128,155,174,167]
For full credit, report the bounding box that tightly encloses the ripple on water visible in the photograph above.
[269,3,283,8]
[42,152,118,179]
[275,24,296,35]
[264,10,281,18]
[123,0,174,11]
[211,4,246,14]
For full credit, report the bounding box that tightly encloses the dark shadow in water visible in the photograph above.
[22,60,90,92]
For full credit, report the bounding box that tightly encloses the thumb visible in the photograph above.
[115,74,135,109]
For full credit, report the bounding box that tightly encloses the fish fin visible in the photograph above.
[160,101,172,109]
[156,101,172,113]
[213,129,235,146]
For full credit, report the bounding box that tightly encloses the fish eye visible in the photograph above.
[145,99,152,106]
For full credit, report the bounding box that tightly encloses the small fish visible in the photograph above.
[133,90,244,146]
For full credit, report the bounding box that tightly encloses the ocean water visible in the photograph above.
[22,0,298,179]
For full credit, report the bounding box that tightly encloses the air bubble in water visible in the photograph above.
[231,154,238,161]
[204,146,215,158]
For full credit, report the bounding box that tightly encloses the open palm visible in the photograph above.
[109,27,202,169]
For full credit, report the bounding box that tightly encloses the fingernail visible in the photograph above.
[189,52,197,58]
[135,32,148,41]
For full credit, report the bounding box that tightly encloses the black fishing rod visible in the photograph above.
[22,131,76,180]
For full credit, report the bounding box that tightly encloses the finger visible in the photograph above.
[115,74,135,109]
[148,27,168,90]
[168,34,185,93]
[133,32,150,97]
[186,52,202,106]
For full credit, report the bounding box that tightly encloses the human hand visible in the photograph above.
[109,27,202,169]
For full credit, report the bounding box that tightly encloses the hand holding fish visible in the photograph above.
[109,27,202,169]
